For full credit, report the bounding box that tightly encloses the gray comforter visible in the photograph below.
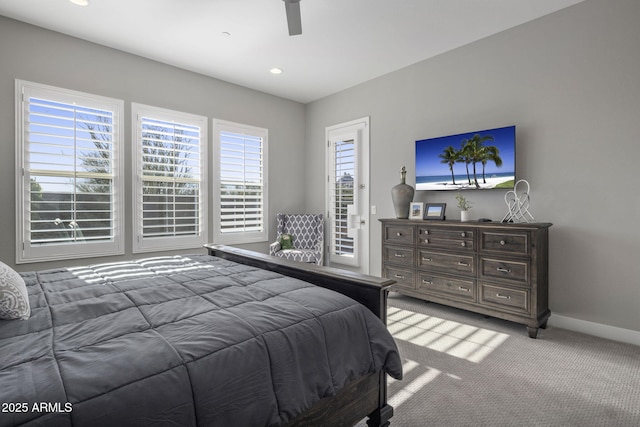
[0,254,402,427]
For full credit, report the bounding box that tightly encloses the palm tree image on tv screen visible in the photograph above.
[415,125,516,191]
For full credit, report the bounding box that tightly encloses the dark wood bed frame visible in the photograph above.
[205,244,397,427]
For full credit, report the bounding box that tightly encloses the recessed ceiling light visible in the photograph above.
[270,68,283,75]
[70,0,89,6]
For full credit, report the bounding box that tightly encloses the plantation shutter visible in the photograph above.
[218,130,265,235]
[17,80,124,263]
[27,98,116,245]
[139,116,203,241]
[329,139,356,258]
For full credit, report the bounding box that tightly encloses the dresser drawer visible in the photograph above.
[384,266,415,291]
[480,257,529,285]
[419,250,475,275]
[418,226,474,251]
[384,224,415,245]
[384,245,415,267]
[480,283,530,314]
[418,273,475,302]
[480,231,529,255]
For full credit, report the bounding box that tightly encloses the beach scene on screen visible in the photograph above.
[415,126,515,191]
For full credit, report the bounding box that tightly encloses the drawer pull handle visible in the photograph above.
[458,286,470,292]
[500,240,506,246]
[394,274,405,279]
[496,293,511,300]
[422,279,433,285]
[461,232,466,237]
[461,242,466,247]
[396,232,402,237]
[458,262,470,267]
[422,257,432,262]
[424,239,429,244]
[394,253,405,258]
[496,267,512,273]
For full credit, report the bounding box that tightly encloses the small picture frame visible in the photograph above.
[409,202,424,220]
[424,203,446,220]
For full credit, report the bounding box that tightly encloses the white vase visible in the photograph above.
[460,210,470,222]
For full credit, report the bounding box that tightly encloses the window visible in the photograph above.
[15,80,125,263]
[213,120,268,244]
[132,104,207,253]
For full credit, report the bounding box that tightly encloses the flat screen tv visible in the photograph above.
[415,125,515,191]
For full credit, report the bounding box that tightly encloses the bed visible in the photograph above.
[0,245,402,427]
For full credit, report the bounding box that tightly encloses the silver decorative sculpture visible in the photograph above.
[391,166,415,219]
[502,179,535,223]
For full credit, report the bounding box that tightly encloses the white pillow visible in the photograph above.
[0,261,30,320]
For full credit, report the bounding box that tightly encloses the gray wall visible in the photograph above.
[0,16,306,271]
[305,0,640,335]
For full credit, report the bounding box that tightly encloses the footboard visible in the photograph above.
[205,244,396,427]
[205,244,394,323]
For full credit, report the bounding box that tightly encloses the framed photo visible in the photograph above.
[424,203,446,220]
[409,202,424,220]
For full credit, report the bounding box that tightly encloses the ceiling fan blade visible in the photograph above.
[283,0,302,36]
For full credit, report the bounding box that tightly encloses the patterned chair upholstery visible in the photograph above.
[269,213,324,265]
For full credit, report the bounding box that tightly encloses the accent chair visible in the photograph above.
[269,213,324,265]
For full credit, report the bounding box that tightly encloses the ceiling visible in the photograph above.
[0,0,583,104]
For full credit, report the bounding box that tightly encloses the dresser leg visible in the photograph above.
[527,326,539,339]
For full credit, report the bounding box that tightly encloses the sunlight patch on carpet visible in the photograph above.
[389,360,441,409]
[387,307,510,362]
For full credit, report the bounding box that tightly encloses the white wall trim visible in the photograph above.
[549,314,640,347]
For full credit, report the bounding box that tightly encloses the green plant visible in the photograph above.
[455,193,472,211]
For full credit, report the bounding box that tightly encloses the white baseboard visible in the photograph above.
[548,314,640,347]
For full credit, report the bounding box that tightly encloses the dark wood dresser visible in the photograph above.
[380,219,552,338]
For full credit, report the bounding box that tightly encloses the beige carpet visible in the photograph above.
[360,293,640,427]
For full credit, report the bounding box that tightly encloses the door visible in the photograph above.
[326,117,370,273]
